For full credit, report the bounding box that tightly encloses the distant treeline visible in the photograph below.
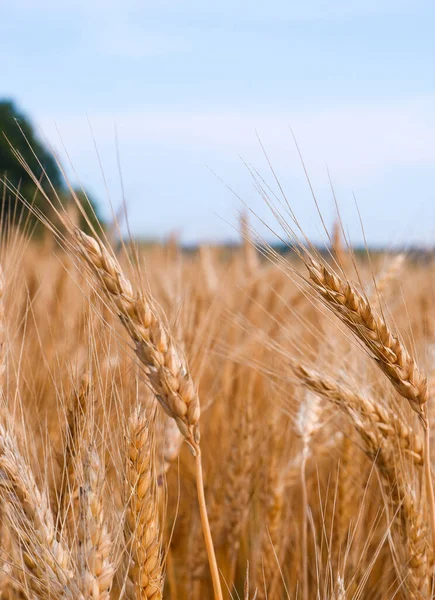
[0,99,102,234]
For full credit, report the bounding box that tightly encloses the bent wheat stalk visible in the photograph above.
[74,229,223,600]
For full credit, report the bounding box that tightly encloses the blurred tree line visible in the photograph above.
[0,99,102,235]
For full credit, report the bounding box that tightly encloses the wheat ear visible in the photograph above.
[306,257,427,416]
[77,444,115,599]
[0,267,22,599]
[224,396,254,584]
[0,423,81,599]
[290,364,430,594]
[75,230,200,443]
[73,229,222,599]
[291,362,423,465]
[160,416,183,476]
[331,219,347,271]
[124,406,163,600]
[369,253,405,302]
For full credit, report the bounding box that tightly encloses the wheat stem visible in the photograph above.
[192,442,223,600]
[300,447,308,600]
[423,408,435,564]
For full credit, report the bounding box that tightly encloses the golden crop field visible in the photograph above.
[0,184,433,600]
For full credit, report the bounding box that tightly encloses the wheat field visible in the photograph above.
[0,180,433,600]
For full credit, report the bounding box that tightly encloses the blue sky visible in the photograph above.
[1,0,435,245]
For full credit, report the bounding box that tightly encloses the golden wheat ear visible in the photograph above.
[77,443,115,599]
[288,360,431,593]
[305,257,428,417]
[124,406,163,600]
[72,228,223,600]
[74,230,200,444]
[0,422,81,599]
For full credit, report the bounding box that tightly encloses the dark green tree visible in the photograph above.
[0,99,103,235]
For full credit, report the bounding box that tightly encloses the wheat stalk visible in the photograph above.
[60,373,92,532]
[294,390,322,600]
